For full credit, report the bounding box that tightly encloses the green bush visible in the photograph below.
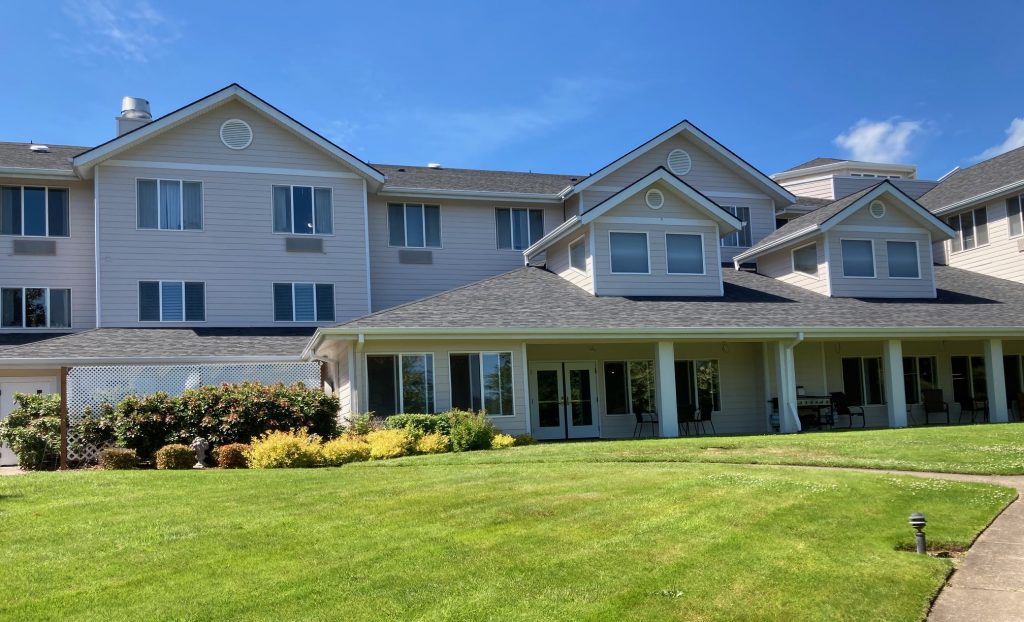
[366,429,415,460]
[491,434,516,449]
[72,404,117,462]
[0,393,61,470]
[98,447,137,470]
[344,412,381,436]
[439,410,497,452]
[154,444,194,470]
[319,436,371,466]
[514,434,537,446]
[110,392,177,462]
[414,432,451,454]
[216,443,250,468]
[384,413,441,436]
[245,430,321,469]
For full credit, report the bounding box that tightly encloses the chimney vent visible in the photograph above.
[29,144,50,153]
[427,162,442,169]
[117,96,153,136]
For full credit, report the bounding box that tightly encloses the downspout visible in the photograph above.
[94,167,101,327]
[778,332,805,433]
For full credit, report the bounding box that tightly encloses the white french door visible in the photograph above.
[529,362,599,440]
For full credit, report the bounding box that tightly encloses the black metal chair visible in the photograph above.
[633,410,658,438]
[921,389,950,425]
[958,397,987,424]
[830,392,864,428]
[697,399,717,435]
[677,404,699,436]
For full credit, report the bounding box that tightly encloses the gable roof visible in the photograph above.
[782,157,846,173]
[0,142,86,177]
[734,181,955,264]
[523,167,742,258]
[918,144,1024,214]
[375,163,581,198]
[570,120,797,205]
[72,84,385,185]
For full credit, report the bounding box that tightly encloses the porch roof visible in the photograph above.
[316,265,1024,337]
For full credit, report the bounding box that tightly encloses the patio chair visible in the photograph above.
[677,404,700,436]
[633,410,658,439]
[829,392,864,428]
[1017,392,1024,422]
[697,398,716,435]
[958,397,987,424]
[921,389,949,425]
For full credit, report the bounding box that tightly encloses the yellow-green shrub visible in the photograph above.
[415,432,451,455]
[366,429,415,460]
[320,436,371,466]
[244,430,320,469]
[514,434,537,446]
[491,434,517,449]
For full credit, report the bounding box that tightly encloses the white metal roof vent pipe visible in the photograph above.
[427,162,442,169]
[117,96,153,136]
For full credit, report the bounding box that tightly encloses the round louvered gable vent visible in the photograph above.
[220,119,253,150]
[645,189,665,209]
[870,200,886,219]
[667,149,692,176]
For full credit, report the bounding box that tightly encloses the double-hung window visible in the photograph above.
[137,180,202,230]
[388,203,441,247]
[604,361,655,415]
[1,287,71,328]
[666,233,704,274]
[720,206,751,247]
[902,356,938,405]
[273,283,335,322]
[841,239,875,277]
[496,208,543,250]
[886,241,919,278]
[792,243,818,276]
[951,355,986,404]
[449,352,514,416]
[273,186,333,235]
[1006,195,1023,238]
[842,357,885,405]
[138,281,205,322]
[948,207,988,252]
[675,360,721,412]
[609,231,649,274]
[366,353,435,416]
[0,186,69,236]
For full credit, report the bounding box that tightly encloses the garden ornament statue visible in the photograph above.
[190,437,210,469]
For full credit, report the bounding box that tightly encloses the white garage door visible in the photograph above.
[1,379,57,466]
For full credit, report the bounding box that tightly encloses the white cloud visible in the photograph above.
[834,118,923,163]
[62,0,180,62]
[975,118,1024,161]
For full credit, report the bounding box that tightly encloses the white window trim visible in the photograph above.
[886,239,921,280]
[272,282,335,323]
[0,185,71,238]
[365,352,436,414]
[135,178,204,232]
[386,202,443,248]
[665,232,706,275]
[447,350,516,418]
[790,242,819,278]
[719,205,752,248]
[1007,195,1024,240]
[567,235,587,274]
[137,280,205,323]
[0,286,72,329]
[602,359,655,416]
[839,238,876,279]
[271,185,335,237]
[495,207,544,251]
[947,206,989,254]
[608,230,651,275]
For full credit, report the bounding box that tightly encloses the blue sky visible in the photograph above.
[3,1,1023,179]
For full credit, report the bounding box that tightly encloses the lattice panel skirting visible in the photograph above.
[66,362,320,463]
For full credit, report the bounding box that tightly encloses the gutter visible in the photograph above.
[0,167,77,180]
[378,186,563,203]
[732,225,818,264]
[0,354,305,369]
[930,178,1024,216]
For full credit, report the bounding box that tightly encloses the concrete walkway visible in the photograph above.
[0,465,23,476]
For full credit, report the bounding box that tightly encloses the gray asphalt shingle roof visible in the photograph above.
[918,145,1024,211]
[744,184,880,253]
[780,157,846,173]
[0,328,314,361]
[0,142,86,171]
[374,163,584,195]
[334,265,1024,332]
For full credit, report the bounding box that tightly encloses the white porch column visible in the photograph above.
[775,341,801,433]
[883,339,907,428]
[655,341,679,438]
[985,338,1009,423]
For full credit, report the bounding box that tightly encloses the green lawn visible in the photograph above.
[0,456,1016,620]
[384,423,1024,475]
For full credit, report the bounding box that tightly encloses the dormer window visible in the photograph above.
[841,239,875,278]
[886,241,920,278]
[792,244,818,277]
[609,232,649,274]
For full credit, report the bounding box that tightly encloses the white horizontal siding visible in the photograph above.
[834,177,938,200]
[757,239,829,295]
[942,197,1024,284]
[0,177,96,331]
[545,230,592,293]
[778,176,834,199]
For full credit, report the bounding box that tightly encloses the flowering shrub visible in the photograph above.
[366,429,416,460]
[491,434,517,449]
[155,444,194,470]
[244,430,321,469]
[319,437,371,466]
[0,393,61,470]
[415,432,451,454]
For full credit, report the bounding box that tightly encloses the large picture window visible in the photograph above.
[388,203,441,247]
[948,207,988,252]
[0,287,71,328]
[666,233,704,274]
[609,231,649,274]
[720,206,751,247]
[0,186,69,237]
[273,283,335,322]
[842,357,884,405]
[273,185,333,235]
[366,353,435,417]
[603,361,655,415]
[450,352,514,416]
[496,208,543,250]
[902,356,938,404]
[137,179,202,230]
[138,281,205,322]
